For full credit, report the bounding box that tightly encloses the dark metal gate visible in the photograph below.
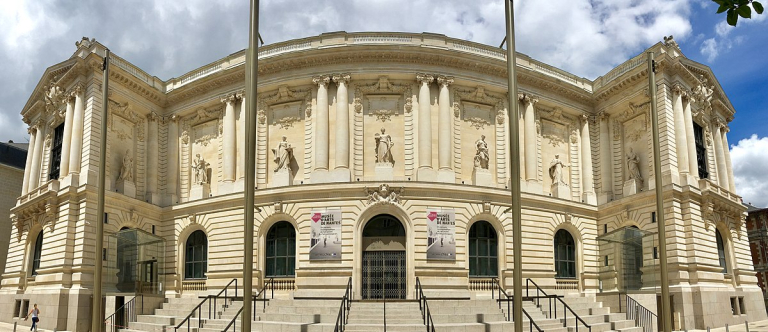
[362,251,406,299]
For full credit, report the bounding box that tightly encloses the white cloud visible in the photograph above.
[701,38,719,62]
[731,135,768,208]
[699,7,767,62]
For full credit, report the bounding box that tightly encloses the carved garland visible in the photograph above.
[354,76,412,122]
[257,85,311,127]
[453,85,505,129]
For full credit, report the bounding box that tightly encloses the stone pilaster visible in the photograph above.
[722,126,736,192]
[21,126,38,195]
[520,93,540,193]
[28,121,45,191]
[416,73,436,181]
[580,114,596,204]
[310,75,331,184]
[146,112,161,204]
[712,120,728,189]
[68,85,85,175]
[236,92,246,190]
[598,111,612,203]
[220,93,239,193]
[331,73,351,182]
[682,96,698,181]
[437,75,454,183]
[165,115,179,205]
[59,95,75,179]
[672,85,691,183]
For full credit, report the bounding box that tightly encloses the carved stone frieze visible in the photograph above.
[365,184,404,206]
[454,86,504,129]
[613,101,650,141]
[354,76,412,121]
[258,85,311,125]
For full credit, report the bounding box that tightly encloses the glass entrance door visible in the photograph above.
[362,251,406,299]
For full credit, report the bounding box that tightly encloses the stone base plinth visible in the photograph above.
[623,179,642,196]
[582,191,596,205]
[190,183,211,200]
[598,191,613,204]
[525,180,542,194]
[115,179,136,198]
[218,180,235,194]
[146,192,163,205]
[375,163,394,181]
[329,168,351,182]
[437,169,456,183]
[472,168,493,187]
[550,182,570,199]
[60,173,79,190]
[417,168,437,182]
[273,168,295,187]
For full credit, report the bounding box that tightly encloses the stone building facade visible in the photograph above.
[746,204,768,310]
[0,32,763,331]
[0,141,28,280]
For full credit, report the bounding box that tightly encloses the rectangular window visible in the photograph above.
[652,212,656,223]
[604,224,608,234]
[653,247,658,259]
[21,300,29,318]
[14,300,21,318]
[693,122,709,179]
[152,225,156,234]
[48,123,65,180]
[605,255,609,266]
[731,297,738,315]
[739,297,745,315]
[104,213,109,224]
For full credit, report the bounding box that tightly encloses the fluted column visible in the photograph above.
[238,93,246,182]
[417,73,435,180]
[437,75,454,183]
[166,116,179,204]
[21,126,38,195]
[313,75,331,172]
[682,96,698,179]
[59,95,75,177]
[68,85,85,174]
[580,114,596,204]
[146,113,160,203]
[28,122,45,191]
[222,93,238,183]
[598,111,612,201]
[520,94,538,183]
[672,85,690,178]
[722,127,736,192]
[713,121,729,189]
[333,74,350,170]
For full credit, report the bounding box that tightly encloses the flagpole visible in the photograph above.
[243,0,260,330]
[504,1,523,332]
[91,48,109,332]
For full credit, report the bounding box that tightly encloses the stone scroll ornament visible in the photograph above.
[474,135,490,169]
[118,149,134,182]
[272,135,297,173]
[374,128,395,164]
[549,154,569,186]
[192,154,210,184]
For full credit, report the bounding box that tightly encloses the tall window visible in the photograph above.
[716,229,727,273]
[554,229,576,278]
[266,221,296,277]
[468,221,498,277]
[184,230,208,279]
[48,123,64,180]
[31,232,43,276]
[693,122,709,179]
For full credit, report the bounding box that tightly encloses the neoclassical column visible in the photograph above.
[598,111,612,201]
[237,92,246,183]
[722,126,736,192]
[28,121,45,191]
[672,85,690,178]
[146,112,160,203]
[520,93,538,183]
[437,75,454,182]
[21,126,38,195]
[580,114,596,204]
[68,85,85,175]
[313,75,331,172]
[682,96,698,179]
[333,73,351,170]
[166,115,179,204]
[221,93,239,183]
[59,95,75,178]
[416,73,434,179]
[712,120,729,189]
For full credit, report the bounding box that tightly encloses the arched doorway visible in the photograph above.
[361,214,406,299]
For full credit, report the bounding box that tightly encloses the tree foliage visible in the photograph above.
[714,0,764,26]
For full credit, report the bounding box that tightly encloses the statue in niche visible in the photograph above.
[374,128,395,164]
[192,154,209,185]
[474,135,490,169]
[626,148,643,186]
[549,154,569,186]
[272,136,295,172]
[118,149,134,182]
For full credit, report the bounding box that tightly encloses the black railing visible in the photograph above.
[174,278,238,332]
[334,277,353,332]
[626,295,657,332]
[104,294,143,332]
[415,277,436,332]
[221,306,243,332]
[492,279,543,332]
[526,278,591,332]
[252,277,275,321]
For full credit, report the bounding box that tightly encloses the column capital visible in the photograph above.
[416,73,434,85]
[312,75,331,87]
[332,73,351,85]
[436,75,454,87]
[672,83,684,96]
[28,126,37,134]
[580,113,591,125]
[221,93,240,105]
[518,93,538,106]
[148,111,160,122]
[597,111,609,122]
[70,82,85,96]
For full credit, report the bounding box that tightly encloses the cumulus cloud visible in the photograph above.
[0,0,695,142]
[699,7,766,62]
[731,135,768,208]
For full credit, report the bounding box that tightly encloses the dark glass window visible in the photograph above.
[554,229,576,278]
[31,232,43,276]
[716,229,727,273]
[266,221,296,277]
[468,221,498,277]
[48,123,64,180]
[184,230,208,279]
[693,122,709,179]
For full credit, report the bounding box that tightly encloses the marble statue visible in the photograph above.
[272,136,294,172]
[549,154,568,186]
[626,148,643,186]
[44,80,64,109]
[374,128,394,164]
[118,149,133,182]
[474,135,490,169]
[193,154,209,184]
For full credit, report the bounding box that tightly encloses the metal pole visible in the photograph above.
[243,0,260,331]
[504,1,523,332]
[91,48,109,332]
[648,51,672,332]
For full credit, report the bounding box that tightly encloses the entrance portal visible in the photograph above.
[361,214,406,300]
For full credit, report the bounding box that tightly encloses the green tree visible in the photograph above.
[714,0,764,26]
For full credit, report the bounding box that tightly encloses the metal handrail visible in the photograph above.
[415,277,436,332]
[104,294,143,332]
[252,277,275,321]
[221,306,243,332]
[522,304,545,332]
[334,277,353,332]
[526,278,591,332]
[174,278,238,332]
[626,295,658,332]
[492,278,544,331]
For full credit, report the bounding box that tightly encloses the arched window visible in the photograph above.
[185,230,208,279]
[468,221,498,277]
[31,232,43,276]
[266,221,296,277]
[554,229,576,278]
[716,229,727,273]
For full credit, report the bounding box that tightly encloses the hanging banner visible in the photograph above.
[426,208,456,260]
[310,209,342,260]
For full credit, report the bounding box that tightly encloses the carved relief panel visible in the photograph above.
[258,85,310,186]
[539,106,577,194]
[182,106,222,198]
[106,99,145,197]
[613,101,651,192]
[454,86,504,185]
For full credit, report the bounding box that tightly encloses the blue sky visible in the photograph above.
[0,0,766,205]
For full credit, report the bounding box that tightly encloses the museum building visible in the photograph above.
[1,32,763,331]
